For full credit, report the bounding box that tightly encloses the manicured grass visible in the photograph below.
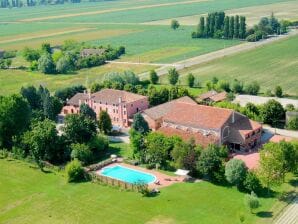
[109,142,133,159]
[175,35,298,96]
[0,63,155,95]
[0,158,296,224]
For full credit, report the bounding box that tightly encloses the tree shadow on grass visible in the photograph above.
[256,211,273,218]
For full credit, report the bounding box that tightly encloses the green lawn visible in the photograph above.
[0,159,296,224]
[174,34,298,96]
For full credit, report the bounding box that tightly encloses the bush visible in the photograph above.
[244,191,260,213]
[88,134,109,152]
[70,143,93,165]
[65,159,85,182]
[225,159,247,188]
[243,171,262,194]
[286,117,298,130]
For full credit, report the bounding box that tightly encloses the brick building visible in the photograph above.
[60,89,149,128]
[142,96,262,151]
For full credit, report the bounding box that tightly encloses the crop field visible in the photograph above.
[0,0,297,96]
[1,159,297,224]
[173,35,298,96]
[0,63,155,95]
[145,0,298,26]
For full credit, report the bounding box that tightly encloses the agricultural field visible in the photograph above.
[173,34,298,96]
[0,158,297,224]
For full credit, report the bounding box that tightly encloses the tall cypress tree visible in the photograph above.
[206,15,211,37]
[224,16,230,39]
[239,16,246,39]
[199,16,205,37]
[229,16,234,39]
[234,15,240,38]
[210,13,215,37]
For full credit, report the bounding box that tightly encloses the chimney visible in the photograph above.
[79,99,82,106]
[119,97,122,103]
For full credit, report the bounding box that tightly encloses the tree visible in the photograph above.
[41,43,51,54]
[245,191,260,213]
[187,73,195,87]
[38,53,55,74]
[243,171,262,194]
[197,144,228,183]
[261,99,285,126]
[287,117,298,130]
[258,143,284,191]
[171,138,201,175]
[90,83,103,93]
[80,104,96,120]
[224,16,230,38]
[275,86,283,98]
[130,128,145,160]
[0,94,31,149]
[149,70,159,84]
[168,68,179,85]
[98,111,112,134]
[56,56,72,74]
[70,143,93,165]
[63,114,97,144]
[22,47,40,62]
[234,15,240,38]
[65,159,85,182]
[232,79,244,93]
[132,113,149,135]
[198,16,205,37]
[225,159,247,188]
[218,80,230,92]
[171,20,180,30]
[244,82,260,95]
[22,119,61,169]
[20,86,42,110]
[279,141,298,175]
[239,16,247,39]
[229,16,234,38]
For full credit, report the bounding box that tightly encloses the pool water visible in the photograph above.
[101,165,156,184]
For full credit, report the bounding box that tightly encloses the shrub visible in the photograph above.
[286,117,298,130]
[275,86,283,97]
[225,159,247,188]
[70,143,93,165]
[243,171,262,194]
[65,159,85,182]
[244,191,260,213]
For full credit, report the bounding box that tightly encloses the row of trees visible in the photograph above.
[192,12,247,39]
[22,42,125,74]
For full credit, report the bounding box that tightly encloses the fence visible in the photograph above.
[90,172,145,191]
[85,158,114,172]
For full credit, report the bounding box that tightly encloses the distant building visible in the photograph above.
[80,48,106,57]
[196,90,227,104]
[142,96,262,151]
[60,89,149,128]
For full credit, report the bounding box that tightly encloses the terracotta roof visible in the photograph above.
[67,89,147,106]
[163,103,233,130]
[158,126,219,148]
[198,90,218,100]
[269,135,297,143]
[142,96,197,120]
[67,93,89,106]
[91,89,147,104]
[209,91,227,102]
[233,152,260,170]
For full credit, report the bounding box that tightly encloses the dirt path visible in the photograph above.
[138,30,298,79]
[274,197,298,224]
[0,28,94,44]
[19,0,208,22]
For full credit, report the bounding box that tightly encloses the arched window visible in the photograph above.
[222,126,230,139]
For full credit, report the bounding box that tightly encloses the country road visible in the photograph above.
[274,197,298,224]
[137,29,298,79]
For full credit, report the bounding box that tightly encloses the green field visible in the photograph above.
[170,35,298,96]
[0,158,296,224]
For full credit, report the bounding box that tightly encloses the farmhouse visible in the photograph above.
[60,89,149,128]
[142,96,262,150]
[196,90,227,104]
[80,48,106,57]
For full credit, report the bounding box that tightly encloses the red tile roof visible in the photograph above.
[209,91,227,102]
[269,135,297,143]
[158,126,219,148]
[233,152,260,170]
[163,103,233,130]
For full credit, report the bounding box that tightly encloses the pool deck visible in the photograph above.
[96,162,184,188]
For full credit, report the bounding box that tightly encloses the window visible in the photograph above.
[116,110,118,113]
[113,109,115,113]
[117,118,119,122]
[131,104,133,107]
[71,109,74,113]
[113,117,116,121]
[123,105,126,108]
[123,111,126,115]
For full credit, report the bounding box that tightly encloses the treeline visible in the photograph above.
[192,12,247,39]
[0,50,16,69]
[0,0,105,8]
[21,41,125,74]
